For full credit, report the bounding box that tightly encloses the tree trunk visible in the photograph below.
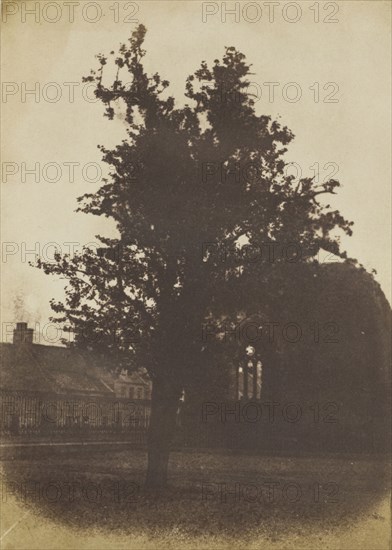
[145,377,182,488]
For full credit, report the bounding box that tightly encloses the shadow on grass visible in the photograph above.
[1,448,389,539]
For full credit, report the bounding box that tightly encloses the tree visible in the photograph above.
[35,24,354,487]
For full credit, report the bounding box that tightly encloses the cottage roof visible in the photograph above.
[0,342,115,396]
[117,370,150,387]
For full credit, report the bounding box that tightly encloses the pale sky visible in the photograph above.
[1,0,391,344]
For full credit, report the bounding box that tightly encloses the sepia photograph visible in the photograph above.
[1,1,391,548]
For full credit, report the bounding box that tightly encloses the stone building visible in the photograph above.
[0,323,151,436]
[114,369,152,400]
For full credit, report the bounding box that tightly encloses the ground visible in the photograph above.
[0,447,390,549]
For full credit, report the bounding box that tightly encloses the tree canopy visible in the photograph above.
[35,24,354,388]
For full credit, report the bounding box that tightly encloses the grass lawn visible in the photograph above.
[0,447,390,549]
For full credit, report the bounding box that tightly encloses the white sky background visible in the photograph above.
[1,0,391,344]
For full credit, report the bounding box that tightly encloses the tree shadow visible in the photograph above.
[1,448,389,540]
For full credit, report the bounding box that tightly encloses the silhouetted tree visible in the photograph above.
[35,24,354,486]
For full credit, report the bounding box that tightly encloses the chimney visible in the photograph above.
[13,322,34,345]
